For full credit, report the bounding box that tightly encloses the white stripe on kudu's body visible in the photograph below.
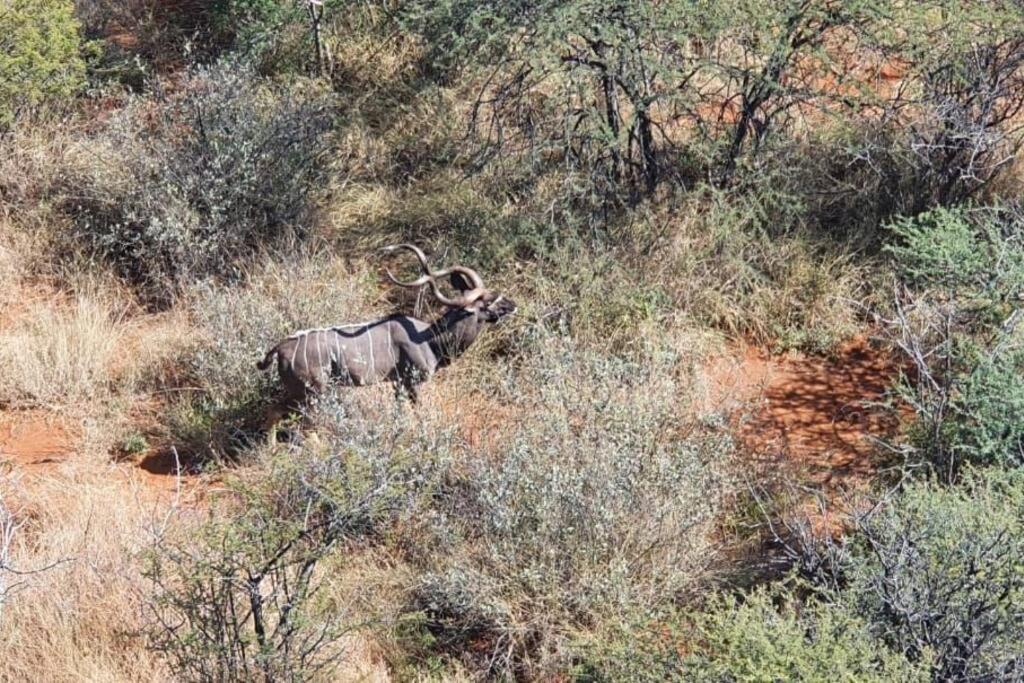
[256,244,517,437]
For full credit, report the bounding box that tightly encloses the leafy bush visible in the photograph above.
[837,469,1024,681]
[679,590,928,683]
[882,207,1024,473]
[211,0,324,74]
[886,207,1024,298]
[937,349,1024,469]
[67,61,337,302]
[0,0,86,128]
[888,295,1024,474]
[399,337,734,677]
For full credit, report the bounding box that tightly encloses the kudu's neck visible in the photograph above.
[428,310,483,367]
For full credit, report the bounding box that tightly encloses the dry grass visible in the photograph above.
[0,226,23,312]
[0,278,190,412]
[0,420,397,682]
[0,292,126,408]
[657,195,869,351]
[0,457,181,682]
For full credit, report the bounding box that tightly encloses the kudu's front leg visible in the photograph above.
[393,376,419,405]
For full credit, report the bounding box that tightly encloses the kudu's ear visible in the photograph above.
[449,271,474,292]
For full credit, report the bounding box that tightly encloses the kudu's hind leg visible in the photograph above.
[262,397,304,444]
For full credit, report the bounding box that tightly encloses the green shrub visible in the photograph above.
[119,432,148,457]
[886,207,1024,298]
[884,206,1024,473]
[212,0,314,73]
[679,589,929,683]
[67,61,337,302]
[926,347,1024,470]
[0,0,86,128]
[891,322,1024,475]
[400,336,734,677]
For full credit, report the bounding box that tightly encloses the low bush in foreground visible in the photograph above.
[146,395,452,681]
[840,470,1024,681]
[396,338,735,678]
[681,590,929,682]
[598,468,1024,682]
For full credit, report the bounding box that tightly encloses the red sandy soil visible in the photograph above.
[705,336,900,491]
[0,410,76,474]
[0,410,190,500]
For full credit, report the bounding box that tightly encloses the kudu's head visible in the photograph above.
[381,244,517,326]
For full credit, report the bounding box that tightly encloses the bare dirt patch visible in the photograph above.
[0,410,78,474]
[0,406,200,503]
[704,336,901,491]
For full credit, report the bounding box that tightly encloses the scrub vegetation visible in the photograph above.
[3,0,1024,680]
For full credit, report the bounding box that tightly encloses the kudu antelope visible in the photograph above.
[256,244,516,434]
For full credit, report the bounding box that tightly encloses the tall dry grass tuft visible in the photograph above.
[0,460,195,682]
[0,292,126,408]
[656,192,869,351]
[0,276,189,413]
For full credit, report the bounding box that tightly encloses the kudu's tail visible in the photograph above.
[256,346,279,371]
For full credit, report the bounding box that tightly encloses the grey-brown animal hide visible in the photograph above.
[257,245,516,432]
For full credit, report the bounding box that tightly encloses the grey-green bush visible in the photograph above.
[401,336,734,678]
[674,469,1024,682]
[67,60,337,302]
[842,469,1024,681]
[679,589,929,683]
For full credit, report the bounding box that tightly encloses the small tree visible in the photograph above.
[881,206,1024,477]
[858,1,1024,214]
[398,0,890,208]
[0,0,86,129]
[146,398,448,681]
